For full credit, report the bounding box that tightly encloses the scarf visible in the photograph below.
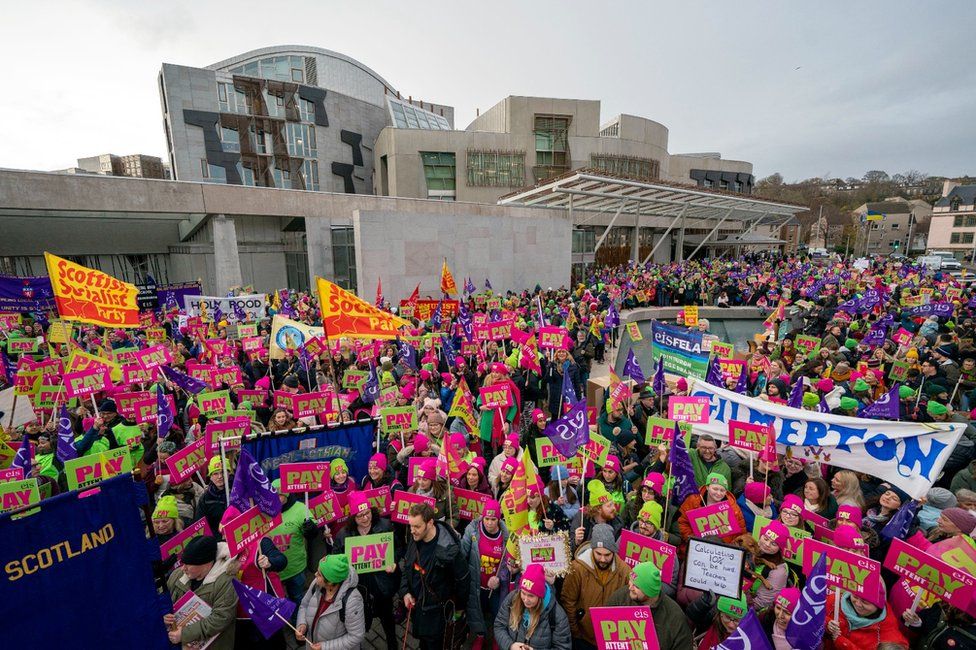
[744,498,772,520]
[841,593,885,631]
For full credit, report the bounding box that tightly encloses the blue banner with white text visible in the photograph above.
[243,420,376,483]
[651,320,710,380]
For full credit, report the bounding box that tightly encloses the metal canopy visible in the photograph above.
[497,168,807,225]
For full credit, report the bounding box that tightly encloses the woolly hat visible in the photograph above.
[505,433,520,449]
[927,487,957,510]
[637,501,663,529]
[604,455,621,474]
[348,491,370,516]
[616,431,636,448]
[158,440,177,455]
[781,494,804,515]
[208,456,223,476]
[844,338,858,350]
[832,525,864,550]
[482,499,501,519]
[942,507,976,534]
[642,472,665,495]
[520,563,546,598]
[744,481,771,505]
[590,523,618,554]
[631,562,662,599]
[490,363,509,375]
[152,495,179,521]
[878,482,910,506]
[369,453,388,471]
[501,457,520,477]
[831,363,851,381]
[898,385,915,399]
[838,396,859,411]
[319,554,350,584]
[427,410,446,425]
[331,458,349,475]
[181,536,218,566]
[760,520,790,546]
[676,377,688,391]
[551,465,570,481]
[836,504,863,528]
[415,458,436,481]
[815,378,834,393]
[705,472,729,490]
[413,434,430,454]
[775,587,801,613]
[219,505,242,531]
[717,594,748,619]
[588,481,613,507]
[532,408,547,423]
[927,401,949,416]
[852,378,870,392]
[802,392,820,408]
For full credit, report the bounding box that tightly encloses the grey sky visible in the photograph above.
[2,1,974,181]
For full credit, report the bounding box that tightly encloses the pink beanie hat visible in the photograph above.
[369,453,388,471]
[520,563,546,598]
[744,481,771,505]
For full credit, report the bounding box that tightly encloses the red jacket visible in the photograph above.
[824,593,908,650]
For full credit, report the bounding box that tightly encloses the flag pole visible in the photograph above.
[219,437,231,503]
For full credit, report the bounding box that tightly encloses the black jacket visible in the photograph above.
[399,520,469,613]
[333,517,400,598]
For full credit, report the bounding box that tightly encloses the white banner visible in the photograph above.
[183,294,267,322]
[688,378,966,498]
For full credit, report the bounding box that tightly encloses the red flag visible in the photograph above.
[375,277,383,309]
[406,283,420,306]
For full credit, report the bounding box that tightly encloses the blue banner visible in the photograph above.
[243,421,376,483]
[651,320,709,380]
[0,475,170,648]
[0,274,56,312]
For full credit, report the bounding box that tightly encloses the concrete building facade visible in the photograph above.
[853,198,931,256]
[928,182,976,260]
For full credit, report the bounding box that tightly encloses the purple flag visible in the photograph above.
[787,379,805,409]
[817,397,831,413]
[622,349,645,383]
[56,405,78,463]
[162,366,208,394]
[232,301,248,323]
[881,499,919,541]
[652,357,666,395]
[11,435,33,475]
[704,356,722,387]
[361,364,380,404]
[543,399,589,459]
[464,277,476,295]
[786,554,827,650]
[859,385,900,420]
[560,361,579,409]
[716,610,773,650]
[231,579,296,639]
[535,295,548,328]
[734,363,749,393]
[457,301,473,342]
[604,303,620,329]
[668,424,698,503]
[229,448,282,517]
[0,350,13,386]
[397,339,417,371]
[430,300,443,329]
[212,305,224,323]
[156,385,173,438]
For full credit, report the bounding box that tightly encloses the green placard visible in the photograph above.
[0,478,40,512]
[580,432,611,466]
[198,390,231,417]
[534,438,565,468]
[6,336,39,354]
[379,406,416,434]
[794,335,821,355]
[344,532,394,574]
[64,448,132,491]
[343,369,368,389]
[753,515,810,565]
[710,341,734,359]
[889,360,910,383]
[226,408,258,422]
[237,323,258,338]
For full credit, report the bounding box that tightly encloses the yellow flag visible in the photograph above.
[316,277,411,339]
[448,378,477,431]
[44,252,139,328]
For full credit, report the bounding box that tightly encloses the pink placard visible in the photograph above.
[116,391,150,418]
[726,420,772,454]
[802,507,831,528]
[0,467,25,483]
[686,501,744,537]
[159,518,212,561]
[278,462,330,493]
[391,491,436,524]
[64,368,109,398]
[883,538,976,615]
[667,396,710,423]
[165,438,208,484]
[236,389,268,406]
[892,327,913,347]
[136,344,173,371]
[224,505,282,556]
[455,488,490,520]
[479,384,513,410]
[213,366,243,387]
[618,529,676,583]
[509,328,532,346]
[589,606,659,650]
[132,394,177,425]
[802,538,883,607]
[205,418,250,457]
[362,485,391,516]
[293,391,337,419]
[538,326,570,350]
[122,364,153,385]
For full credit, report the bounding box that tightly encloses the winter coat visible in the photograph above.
[605,588,694,650]
[677,488,748,553]
[399,520,470,616]
[459,517,510,634]
[824,592,908,650]
[296,570,365,649]
[494,584,572,650]
[559,546,631,646]
[167,542,238,650]
[688,449,732,489]
[332,517,400,599]
[736,493,779,534]
[950,459,976,493]
[197,482,229,534]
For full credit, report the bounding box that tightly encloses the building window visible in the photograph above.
[331,227,357,292]
[200,159,209,178]
[285,250,309,292]
[302,160,319,191]
[965,233,975,244]
[421,152,456,200]
[703,179,713,188]
[207,165,227,183]
[952,233,962,244]
[955,215,964,227]
[967,215,976,227]
[890,223,899,229]
[291,68,304,83]
[952,198,962,211]
[533,114,570,181]
[300,98,316,123]
[466,150,526,187]
[589,154,660,181]
[219,127,240,153]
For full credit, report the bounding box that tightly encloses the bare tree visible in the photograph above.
[862,170,890,184]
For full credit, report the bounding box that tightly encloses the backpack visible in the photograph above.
[339,584,373,627]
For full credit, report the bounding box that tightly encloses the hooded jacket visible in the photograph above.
[296,569,365,649]
[824,592,908,650]
[459,517,510,634]
[559,545,631,646]
[605,587,694,650]
[166,541,238,650]
[494,584,571,650]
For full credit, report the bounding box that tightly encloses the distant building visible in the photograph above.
[928,181,976,259]
[852,197,931,256]
[68,153,167,179]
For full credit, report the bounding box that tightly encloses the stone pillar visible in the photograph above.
[211,214,243,293]
[631,225,640,263]
[675,213,686,262]
[305,217,334,283]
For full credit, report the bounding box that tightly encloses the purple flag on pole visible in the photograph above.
[716,610,773,650]
[0,350,13,386]
[704,356,722,387]
[430,300,443,329]
[786,554,827,650]
[560,361,579,409]
[161,366,208,394]
[652,357,666,395]
[397,339,417,371]
[817,397,831,413]
[881,499,919,541]
[56,405,78,463]
[232,301,248,323]
[535,295,548,328]
[11,436,33,475]
[604,303,620,329]
[457,301,473,342]
[229,448,282,517]
[622,349,645,383]
[668,424,698,503]
[485,278,492,290]
[464,277,476,295]
[787,379,805,409]
[543,399,590,459]
[734,363,749,393]
[156,385,173,438]
[361,364,380,404]
[231,579,296,639]
[859,385,900,420]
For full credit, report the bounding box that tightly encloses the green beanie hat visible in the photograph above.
[947,321,956,330]
[637,501,663,528]
[705,472,729,490]
[844,338,858,350]
[271,478,281,492]
[631,562,662,599]
[152,495,179,520]
[331,458,349,475]
[718,594,748,619]
[318,554,350,584]
[208,456,224,476]
[927,401,949,416]
[852,379,869,392]
[898,385,915,399]
[588,481,612,507]
[839,396,859,411]
[849,321,861,332]
[924,383,948,397]
[802,392,819,408]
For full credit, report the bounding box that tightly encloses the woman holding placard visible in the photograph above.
[494,563,571,650]
[824,587,907,649]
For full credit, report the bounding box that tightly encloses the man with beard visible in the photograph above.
[606,562,692,650]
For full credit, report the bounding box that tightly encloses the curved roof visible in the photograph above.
[206,44,398,94]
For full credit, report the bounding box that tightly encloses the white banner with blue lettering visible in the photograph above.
[689,378,966,498]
